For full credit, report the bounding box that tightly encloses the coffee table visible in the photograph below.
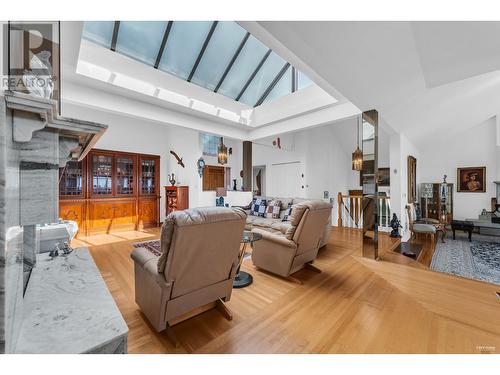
[452,220,474,242]
[465,219,500,237]
[233,231,262,289]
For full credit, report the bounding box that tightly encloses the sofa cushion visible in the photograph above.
[249,216,276,228]
[250,198,267,217]
[266,199,282,219]
[270,220,291,234]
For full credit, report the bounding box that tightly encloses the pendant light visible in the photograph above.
[352,115,363,171]
[218,137,228,165]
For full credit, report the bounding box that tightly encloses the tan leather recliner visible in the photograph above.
[251,200,332,281]
[131,207,246,340]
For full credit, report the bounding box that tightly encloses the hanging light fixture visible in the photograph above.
[218,137,228,165]
[352,115,363,171]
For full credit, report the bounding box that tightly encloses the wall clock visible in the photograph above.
[197,157,205,177]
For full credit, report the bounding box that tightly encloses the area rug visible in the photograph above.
[431,232,500,285]
[133,240,162,256]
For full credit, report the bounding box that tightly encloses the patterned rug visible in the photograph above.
[431,232,500,285]
[133,240,162,256]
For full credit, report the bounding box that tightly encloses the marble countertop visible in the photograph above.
[15,248,128,354]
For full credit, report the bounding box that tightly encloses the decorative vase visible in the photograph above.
[232,179,237,191]
[168,173,176,186]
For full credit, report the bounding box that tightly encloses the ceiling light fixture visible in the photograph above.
[352,115,363,171]
[218,137,228,165]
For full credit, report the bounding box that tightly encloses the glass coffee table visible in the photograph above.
[233,231,262,288]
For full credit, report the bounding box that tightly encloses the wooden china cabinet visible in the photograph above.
[59,149,160,236]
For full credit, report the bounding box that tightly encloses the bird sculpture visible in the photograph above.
[170,150,185,168]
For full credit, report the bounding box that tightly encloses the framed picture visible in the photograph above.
[378,168,390,187]
[407,156,417,203]
[457,167,486,193]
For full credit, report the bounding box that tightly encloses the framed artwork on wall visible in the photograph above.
[457,167,486,193]
[378,168,390,187]
[407,156,417,203]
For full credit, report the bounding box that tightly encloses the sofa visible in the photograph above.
[131,206,246,344]
[251,200,333,279]
[244,197,332,248]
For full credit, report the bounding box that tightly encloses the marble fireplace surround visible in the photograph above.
[0,91,125,353]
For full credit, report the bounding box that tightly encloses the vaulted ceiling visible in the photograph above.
[250,21,500,147]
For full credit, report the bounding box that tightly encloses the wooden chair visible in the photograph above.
[406,204,437,243]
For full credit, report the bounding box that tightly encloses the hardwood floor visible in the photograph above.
[73,227,500,354]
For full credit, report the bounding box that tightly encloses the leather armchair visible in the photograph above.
[251,200,332,282]
[131,207,246,343]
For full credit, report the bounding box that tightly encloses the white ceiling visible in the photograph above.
[60,21,356,141]
[253,21,500,147]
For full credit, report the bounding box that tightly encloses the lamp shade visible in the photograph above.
[352,147,363,171]
[218,137,228,165]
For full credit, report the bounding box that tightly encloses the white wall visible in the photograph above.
[252,118,362,225]
[63,103,243,221]
[419,118,498,220]
[388,132,422,239]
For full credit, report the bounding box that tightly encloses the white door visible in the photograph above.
[268,162,301,198]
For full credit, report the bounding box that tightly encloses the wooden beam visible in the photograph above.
[242,141,252,192]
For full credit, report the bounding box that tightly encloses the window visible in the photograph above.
[200,133,220,156]
[81,21,322,107]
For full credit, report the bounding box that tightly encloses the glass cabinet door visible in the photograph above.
[92,154,113,196]
[140,158,157,195]
[59,160,84,197]
[116,156,136,195]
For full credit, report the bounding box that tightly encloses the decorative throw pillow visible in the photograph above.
[282,203,293,221]
[266,199,282,219]
[251,198,267,217]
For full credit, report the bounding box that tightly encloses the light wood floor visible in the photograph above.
[73,227,500,354]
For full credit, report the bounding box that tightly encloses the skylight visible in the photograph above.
[81,21,315,107]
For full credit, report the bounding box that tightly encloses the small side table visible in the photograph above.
[451,220,474,242]
[234,231,262,289]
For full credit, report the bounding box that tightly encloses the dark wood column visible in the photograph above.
[242,141,252,192]
[362,110,379,260]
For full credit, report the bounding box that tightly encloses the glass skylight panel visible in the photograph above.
[238,52,287,106]
[298,70,314,90]
[263,66,292,103]
[217,35,269,100]
[158,21,212,80]
[82,21,114,48]
[191,22,247,91]
[115,21,167,66]
[80,21,322,107]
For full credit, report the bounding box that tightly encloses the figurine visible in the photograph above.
[389,213,402,238]
[61,241,73,255]
[168,173,176,186]
[232,179,237,191]
[49,243,61,259]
